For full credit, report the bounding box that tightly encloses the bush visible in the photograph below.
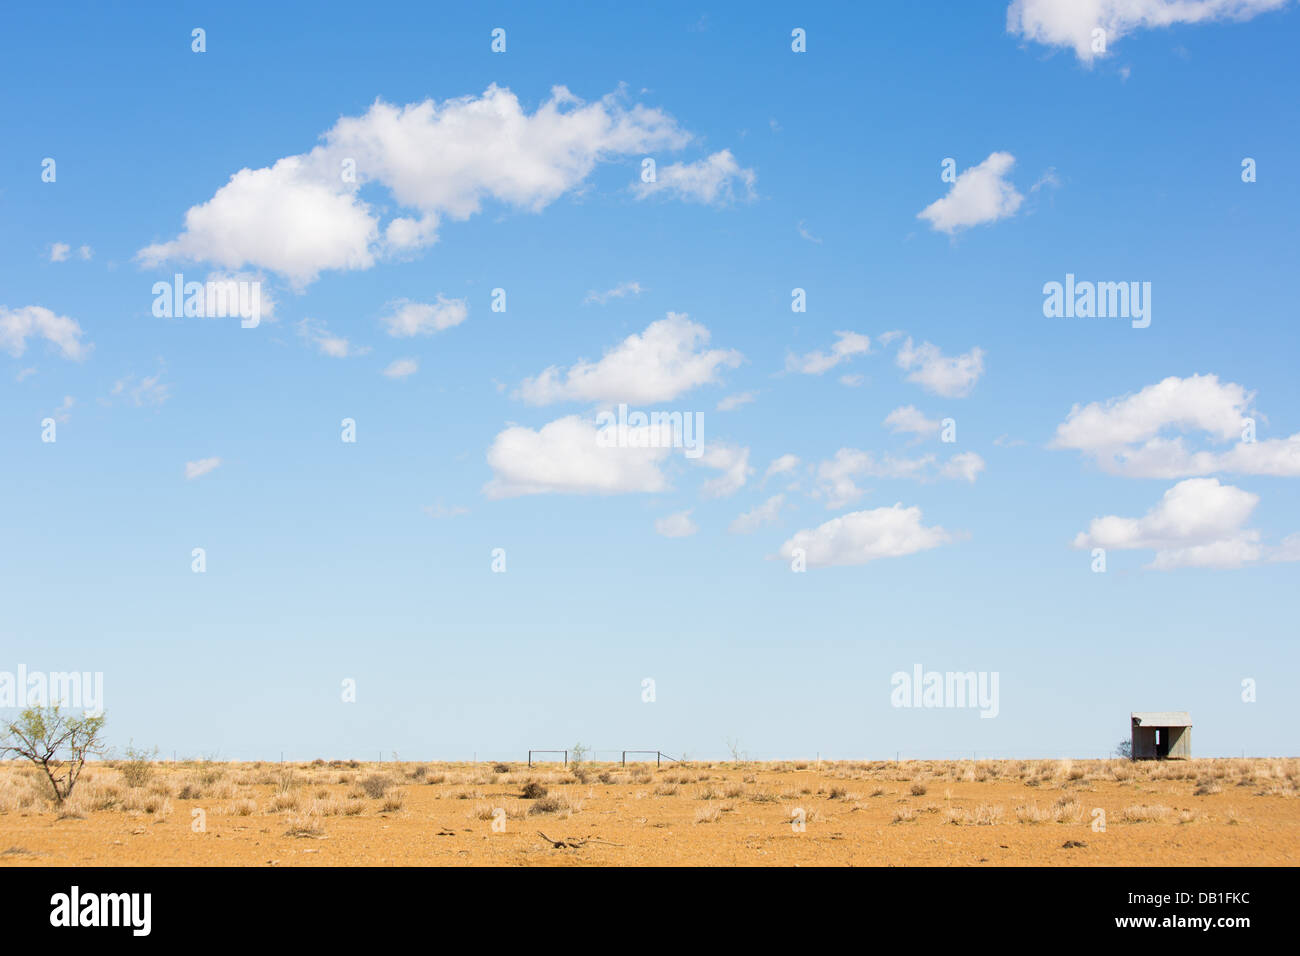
[521,781,548,799]
[359,774,393,799]
[120,743,158,789]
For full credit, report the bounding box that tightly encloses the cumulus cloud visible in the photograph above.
[49,243,70,262]
[185,457,221,480]
[517,313,741,405]
[483,415,673,498]
[696,443,752,498]
[634,149,756,204]
[940,451,987,482]
[382,358,419,379]
[138,156,379,288]
[765,454,800,479]
[778,504,953,569]
[729,494,784,534]
[1051,374,1300,477]
[655,511,698,537]
[895,338,985,397]
[138,85,706,287]
[786,331,871,375]
[0,305,91,361]
[917,151,1023,234]
[1007,0,1287,64]
[380,296,468,337]
[1070,477,1287,569]
[884,404,943,440]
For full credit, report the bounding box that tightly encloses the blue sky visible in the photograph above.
[2,1,1297,760]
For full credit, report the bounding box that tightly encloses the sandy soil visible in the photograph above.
[1,758,1296,866]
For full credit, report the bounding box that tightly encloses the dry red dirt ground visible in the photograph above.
[2,758,1296,866]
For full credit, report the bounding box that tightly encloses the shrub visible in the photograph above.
[359,774,393,799]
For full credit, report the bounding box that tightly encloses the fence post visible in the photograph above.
[563,750,567,767]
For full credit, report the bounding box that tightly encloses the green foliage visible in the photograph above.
[1,706,107,804]
[119,742,159,788]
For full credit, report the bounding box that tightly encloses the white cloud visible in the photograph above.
[111,371,171,407]
[137,85,701,287]
[138,156,379,288]
[49,243,70,262]
[717,391,757,411]
[79,245,93,260]
[696,443,752,498]
[729,494,784,534]
[380,296,468,337]
[1272,532,1300,563]
[584,281,642,305]
[839,373,865,388]
[185,457,222,480]
[49,395,74,424]
[766,454,800,479]
[655,510,699,537]
[1071,477,1273,569]
[940,451,987,482]
[778,504,953,569]
[383,358,419,379]
[484,415,673,498]
[896,338,985,397]
[518,312,741,405]
[884,404,942,439]
[634,149,756,204]
[786,331,871,375]
[917,151,1023,234]
[1007,0,1287,64]
[1051,374,1300,477]
[0,305,91,361]
[815,448,986,507]
[298,318,368,357]
[797,220,822,244]
[15,368,36,382]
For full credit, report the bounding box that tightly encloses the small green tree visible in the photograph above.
[570,742,589,765]
[1114,739,1133,760]
[1,706,107,804]
[119,741,159,788]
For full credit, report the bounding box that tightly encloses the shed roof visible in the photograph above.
[1132,711,1192,727]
